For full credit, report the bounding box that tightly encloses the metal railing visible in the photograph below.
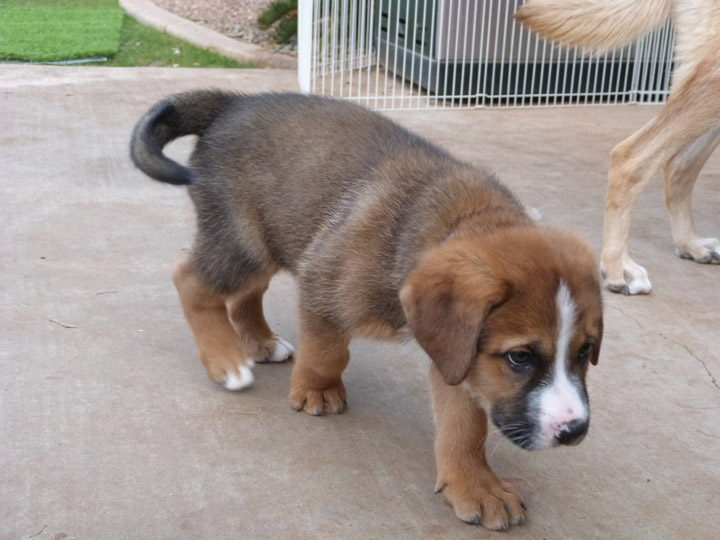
[298,0,675,110]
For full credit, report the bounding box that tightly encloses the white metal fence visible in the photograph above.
[297,0,675,109]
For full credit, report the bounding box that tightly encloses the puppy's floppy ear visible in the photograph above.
[591,317,603,366]
[400,243,510,385]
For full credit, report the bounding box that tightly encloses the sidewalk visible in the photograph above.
[1,65,718,540]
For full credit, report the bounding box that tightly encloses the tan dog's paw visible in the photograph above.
[436,473,526,531]
[289,377,347,415]
[675,236,720,264]
[600,259,652,295]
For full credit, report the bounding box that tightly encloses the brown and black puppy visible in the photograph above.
[130,91,603,530]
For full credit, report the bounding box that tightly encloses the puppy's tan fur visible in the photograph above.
[131,91,603,530]
[516,0,720,294]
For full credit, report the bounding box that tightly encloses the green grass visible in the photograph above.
[0,0,251,67]
[6,1,119,5]
[96,14,251,68]
[0,0,124,62]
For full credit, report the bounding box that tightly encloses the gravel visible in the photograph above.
[153,0,297,55]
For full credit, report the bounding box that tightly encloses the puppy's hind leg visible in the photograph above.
[664,125,720,264]
[173,258,265,390]
[288,309,350,416]
[226,275,295,364]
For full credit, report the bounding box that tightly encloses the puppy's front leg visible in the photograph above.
[430,367,526,531]
[288,310,350,415]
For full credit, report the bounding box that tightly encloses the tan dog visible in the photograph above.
[516,0,720,295]
[130,91,603,530]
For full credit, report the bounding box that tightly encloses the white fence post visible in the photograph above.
[298,0,313,93]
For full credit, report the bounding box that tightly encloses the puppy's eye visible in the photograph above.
[578,343,593,363]
[506,351,534,371]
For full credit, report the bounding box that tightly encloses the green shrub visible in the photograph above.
[257,0,298,44]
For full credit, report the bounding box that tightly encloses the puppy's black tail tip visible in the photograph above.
[129,98,198,186]
[130,147,196,186]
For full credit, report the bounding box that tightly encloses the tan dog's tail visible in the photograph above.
[515,0,673,51]
[130,90,235,185]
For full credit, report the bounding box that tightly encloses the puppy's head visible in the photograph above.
[400,226,603,451]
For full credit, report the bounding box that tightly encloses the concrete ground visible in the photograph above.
[1,65,718,540]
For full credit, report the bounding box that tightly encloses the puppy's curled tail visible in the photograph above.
[130,90,235,185]
[515,0,673,51]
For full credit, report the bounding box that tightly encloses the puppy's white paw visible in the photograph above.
[269,338,295,362]
[526,207,543,221]
[224,364,255,391]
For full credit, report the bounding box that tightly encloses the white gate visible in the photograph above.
[297,0,675,109]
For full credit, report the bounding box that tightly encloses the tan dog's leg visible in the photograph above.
[430,367,525,531]
[288,310,349,415]
[602,61,720,294]
[664,126,720,264]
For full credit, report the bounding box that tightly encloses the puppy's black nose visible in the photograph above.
[556,419,589,446]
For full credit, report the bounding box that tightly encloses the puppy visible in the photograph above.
[516,0,720,295]
[130,91,603,530]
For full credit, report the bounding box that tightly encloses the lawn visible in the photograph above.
[0,0,251,68]
[0,0,124,62]
[99,14,251,68]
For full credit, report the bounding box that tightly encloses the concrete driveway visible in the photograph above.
[1,65,718,540]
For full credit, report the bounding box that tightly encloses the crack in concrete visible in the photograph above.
[609,305,647,330]
[27,525,47,539]
[659,332,720,392]
[609,304,719,392]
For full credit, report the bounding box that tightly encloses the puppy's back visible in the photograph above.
[190,93,456,268]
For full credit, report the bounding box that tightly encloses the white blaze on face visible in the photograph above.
[535,281,589,449]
